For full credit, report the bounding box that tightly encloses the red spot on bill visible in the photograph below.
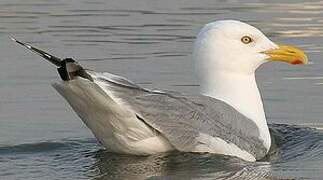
[291,60,303,65]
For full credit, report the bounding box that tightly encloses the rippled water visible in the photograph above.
[1,0,323,179]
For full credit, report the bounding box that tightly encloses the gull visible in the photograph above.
[12,20,308,162]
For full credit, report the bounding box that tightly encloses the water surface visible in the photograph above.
[1,0,323,179]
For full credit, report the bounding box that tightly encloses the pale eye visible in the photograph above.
[241,36,253,44]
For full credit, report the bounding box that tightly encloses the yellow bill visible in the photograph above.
[262,44,308,65]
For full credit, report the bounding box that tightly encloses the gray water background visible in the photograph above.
[1,0,323,179]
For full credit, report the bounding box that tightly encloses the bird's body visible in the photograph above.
[12,20,307,162]
[53,71,267,161]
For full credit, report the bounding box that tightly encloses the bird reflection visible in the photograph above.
[84,124,323,179]
[90,151,272,180]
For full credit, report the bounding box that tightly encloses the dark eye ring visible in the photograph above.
[241,36,253,44]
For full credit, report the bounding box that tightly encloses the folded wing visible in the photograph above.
[89,71,267,160]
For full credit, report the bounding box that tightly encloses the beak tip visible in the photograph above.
[264,44,308,65]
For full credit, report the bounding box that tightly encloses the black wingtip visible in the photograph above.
[11,37,63,67]
[11,37,93,82]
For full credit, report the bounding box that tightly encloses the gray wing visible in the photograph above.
[88,71,267,160]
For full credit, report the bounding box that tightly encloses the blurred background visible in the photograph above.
[1,0,323,179]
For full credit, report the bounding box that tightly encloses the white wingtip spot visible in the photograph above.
[44,53,51,58]
[9,36,17,42]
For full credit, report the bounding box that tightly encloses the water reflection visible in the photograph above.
[91,151,271,180]
[3,124,323,179]
[87,124,323,180]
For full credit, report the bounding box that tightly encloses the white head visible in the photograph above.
[194,20,307,77]
[193,20,308,151]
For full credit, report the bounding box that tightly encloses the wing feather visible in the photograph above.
[88,71,267,160]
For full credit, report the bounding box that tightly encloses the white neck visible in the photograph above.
[199,71,271,150]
